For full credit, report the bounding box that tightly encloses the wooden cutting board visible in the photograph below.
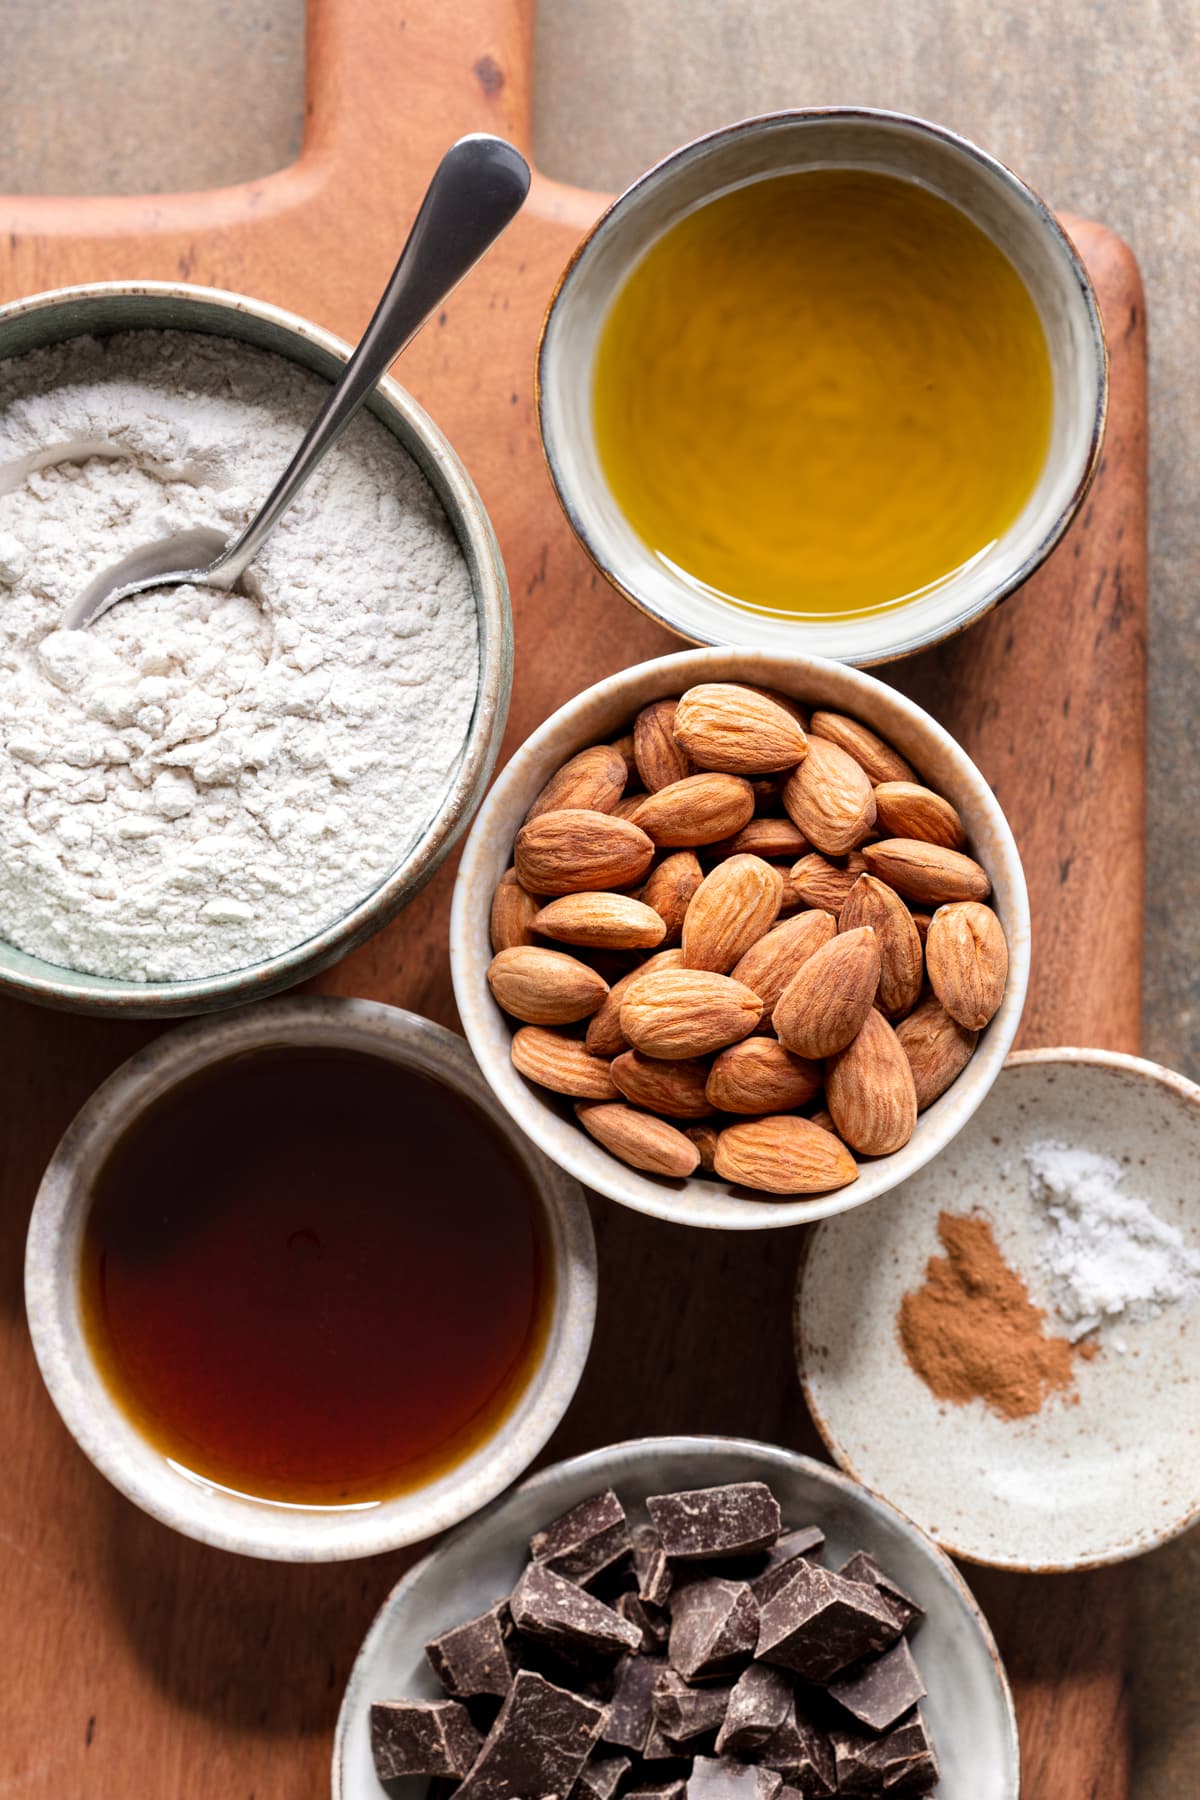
[0,1,1145,1794]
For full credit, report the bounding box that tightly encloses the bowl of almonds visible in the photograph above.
[451,650,1029,1228]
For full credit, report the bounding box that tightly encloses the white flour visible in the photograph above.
[1025,1139,1200,1341]
[0,331,478,981]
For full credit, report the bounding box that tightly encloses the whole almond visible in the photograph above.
[774,927,881,1060]
[873,781,966,850]
[684,1121,721,1172]
[776,866,803,915]
[895,994,979,1108]
[673,682,809,775]
[790,852,858,916]
[782,736,877,855]
[515,808,654,896]
[610,730,638,781]
[511,1026,619,1100]
[826,1009,918,1155]
[808,711,915,784]
[576,1102,700,1177]
[611,1050,713,1119]
[840,874,923,1021]
[620,967,763,1059]
[706,1037,822,1115]
[911,911,933,944]
[586,948,684,1057]
[925,901,1009,1029]
[808,1106,835,1133]
[534,891,667,951]
[525,744,627,823]
[731,909,837,1022]
[682,854,783,974]
[487,946,609,1025]
[640,851,704,945]
[708,817,810,862]
[713,1116,857,1195]
[490,866,540,952]
[612,792,649,821]
[634,698,693,792]
[631,773,756,847]
[863,839,991,905]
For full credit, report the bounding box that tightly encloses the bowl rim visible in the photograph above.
[535,104,1108,668]
[450,646,1031,1231]
[796,1045,1200,1572]
[23,995,598,1562]
[0,278,512,1016]
[331,1432,1021,1800]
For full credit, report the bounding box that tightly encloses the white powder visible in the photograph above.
[1025,1139,1200,1340]
[0,331,478,981]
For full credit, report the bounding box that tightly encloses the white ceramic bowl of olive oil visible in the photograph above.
[538,108,1106,666]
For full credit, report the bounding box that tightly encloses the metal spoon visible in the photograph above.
[63,134,531,631]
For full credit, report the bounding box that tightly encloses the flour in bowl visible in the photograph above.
[0,330,479,981]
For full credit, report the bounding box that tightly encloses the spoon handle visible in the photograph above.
[211,134,531,588]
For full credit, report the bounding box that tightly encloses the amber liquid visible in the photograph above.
[80,1048,552,1507]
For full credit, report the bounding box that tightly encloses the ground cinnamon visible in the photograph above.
[898,1210,1075,1420]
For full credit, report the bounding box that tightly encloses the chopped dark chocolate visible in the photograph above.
[837,1553,925,1634]
[687,1755,784,1800]
[633,1521,675,1607]
[532,1489,634,1588]
[626,1781,689,1800]
[832,1706,940,1795]
[828,1638,926,1735]
[617,1589,671,1653]
[753,1699,837,1799]
[605,1651,666,1752]
[755,1561,903,1683]
[653,1669,731,1746]
[749,1529,827,1606]
[573,1753,631,1800]
[511,1561,642,1661]
[648,1484,782,1562]
[453,1669,608,1800]
[369,1697,482,1781]
[714,1663,792,1756]
[669,1578,759,1681]
[426,1600,517,1699]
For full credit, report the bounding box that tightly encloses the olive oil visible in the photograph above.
[592,169,1053,619]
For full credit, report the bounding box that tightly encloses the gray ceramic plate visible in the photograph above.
[332,1436,1019,1800]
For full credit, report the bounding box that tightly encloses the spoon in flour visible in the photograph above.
[63,134,530,630]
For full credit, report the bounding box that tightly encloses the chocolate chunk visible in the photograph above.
[753,1699,837,1798]
[511,1561,642,1661]
[605,1652,666,1752]
[369,1697,482,1781]
[426,1600,517,1699]
[643,1719,689,1763]
[648,1484,782,1561]
[828,1639,926,1734]
[837,1553,925,1634]
[653,1669,731,1746]
[749,1529,827,1606]
[454,1669,608,1800]
[532,1489,634,1587]
[687,1755,784,1800]
[574,1753,631,1800]
[633,1521,675,1606]
[715,1663,793,1756]
[756,1561,902,1683]
[832,1707,940,1795]
[627,1782,689,1800]
[617,1589,671,1652]
[670,1578,760,1681]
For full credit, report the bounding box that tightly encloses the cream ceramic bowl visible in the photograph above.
[538,108,1106,665]
[24,997,597,1562]
[0,282,511,1018]
[450,647,1030,1230]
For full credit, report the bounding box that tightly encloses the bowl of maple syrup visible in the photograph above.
[24,997,597,1561]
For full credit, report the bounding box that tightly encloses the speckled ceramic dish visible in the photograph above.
[332,1435,1019,1800]
[24,997,596,1562]
[0,282,511,1018]
[796,1049,1200,1571]
[451,646,1029,1230]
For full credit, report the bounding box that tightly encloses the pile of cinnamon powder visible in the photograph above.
[898,1211,1076,1420]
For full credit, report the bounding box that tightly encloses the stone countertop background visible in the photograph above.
[0,0,1194,1791]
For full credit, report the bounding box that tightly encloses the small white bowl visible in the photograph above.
[451,647,1029,1230]
[24,997,597,1562]
[538,108,1106,665]
[332,1435,1019,1800]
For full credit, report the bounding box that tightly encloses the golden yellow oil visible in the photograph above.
[592,169,1053,619]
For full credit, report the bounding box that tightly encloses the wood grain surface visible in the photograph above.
[0,2,1145,1796]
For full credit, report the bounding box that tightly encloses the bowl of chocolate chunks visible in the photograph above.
[333,1436,1018,1800]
